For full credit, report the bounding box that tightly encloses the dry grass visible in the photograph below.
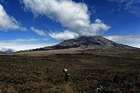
[0,49,140,93]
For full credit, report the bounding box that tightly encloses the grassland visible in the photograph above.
[0,49,140,93]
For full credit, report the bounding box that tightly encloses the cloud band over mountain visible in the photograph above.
[23,0,110,40]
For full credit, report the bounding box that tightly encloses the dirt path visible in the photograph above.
[64,82,75,93]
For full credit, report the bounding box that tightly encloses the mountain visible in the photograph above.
[17,36,140,60]
[0,48,14,54]
[33,36,133,51]
[56,36,131,48]
[0,51,6,55]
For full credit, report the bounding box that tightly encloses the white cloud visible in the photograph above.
[49,30,79,40]
[105,35,140,48]
[0,4,20,30]
[23,0,110,40]
[30,27,47,36]
[0,38,55,51]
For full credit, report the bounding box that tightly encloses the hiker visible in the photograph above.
[63,68,70,81]
[113,74,119,84]
[96,85,104,93]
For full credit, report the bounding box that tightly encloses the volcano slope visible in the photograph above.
[0,36,140,93]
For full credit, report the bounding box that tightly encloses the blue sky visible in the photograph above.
[0,0,140,51]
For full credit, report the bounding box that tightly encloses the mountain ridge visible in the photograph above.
[31,36,134,51]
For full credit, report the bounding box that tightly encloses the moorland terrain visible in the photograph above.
[0,36,140,93]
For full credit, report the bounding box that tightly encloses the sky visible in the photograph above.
[0,0,140,51]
